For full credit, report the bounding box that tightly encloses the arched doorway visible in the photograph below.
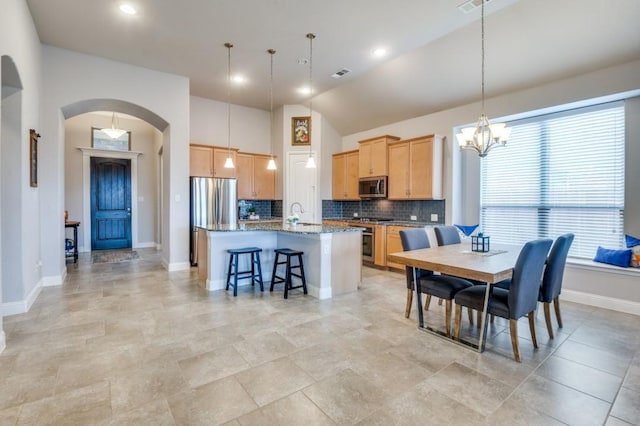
[61,100,168,259]
[1,55,24,350]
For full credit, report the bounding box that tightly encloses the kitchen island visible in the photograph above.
[196,223,362,299]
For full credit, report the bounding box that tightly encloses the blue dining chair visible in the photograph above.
[434,225,462,246]
[539,233,574,338]
[400,228,473,336]
[453,238,553,362]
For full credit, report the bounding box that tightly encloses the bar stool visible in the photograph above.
[270,248,308,299]
[226,247,264,297]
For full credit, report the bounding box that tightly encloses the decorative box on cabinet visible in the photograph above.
[332,150,359,200]
[237,153,276,200]
[387,134,443,200]
[358,135,400,178]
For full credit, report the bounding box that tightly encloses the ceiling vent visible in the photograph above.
[458,0,491,14]
[331,68,352,79]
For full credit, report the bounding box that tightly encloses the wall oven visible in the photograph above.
[361,225,374,263]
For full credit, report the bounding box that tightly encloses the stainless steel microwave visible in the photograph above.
[358,177,387,199]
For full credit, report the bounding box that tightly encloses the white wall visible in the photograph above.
[0,0,43,330]
[320,116,342,201]
[41,46,190,279]
[190,96,271,153]
[64,113,159,250]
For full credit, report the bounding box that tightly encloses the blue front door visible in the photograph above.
[90,157,132,250]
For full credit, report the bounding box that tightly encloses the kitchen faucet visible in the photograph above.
[290,202,305,216]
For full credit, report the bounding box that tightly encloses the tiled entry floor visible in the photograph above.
[0,248,638,425]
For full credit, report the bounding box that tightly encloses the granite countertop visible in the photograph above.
[239,217,282,223]
[323,217,435,227]
[199,222,363,234]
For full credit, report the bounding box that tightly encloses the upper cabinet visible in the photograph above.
[387,135,443,200]
[237,153,275,200]
[358,135,400,178]
[332,150,359,200]
[189,144,238,178]
[189,145,214,177]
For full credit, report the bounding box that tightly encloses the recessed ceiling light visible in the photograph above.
[119,4,137,15]
[231,75,245,84]
[297,86,314,95]
[371,47,387,58]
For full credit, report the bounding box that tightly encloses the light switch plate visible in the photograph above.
[430,214,438,222]
[410,215,417,221]
[353,212,359,217]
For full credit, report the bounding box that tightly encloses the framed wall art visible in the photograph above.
[91,127,131,151]
[29,129,40,187]
[291,116,311,146]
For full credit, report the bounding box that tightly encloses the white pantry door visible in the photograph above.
[286,152,317,223]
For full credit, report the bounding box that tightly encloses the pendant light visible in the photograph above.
[267,49,277,170]
[305,33,316,169]
[223,42,235,169]
[456,0,510,157]
[101,112,127,139]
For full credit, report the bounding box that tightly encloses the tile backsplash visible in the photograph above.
[322,199,445,224]
[238,200,283,219]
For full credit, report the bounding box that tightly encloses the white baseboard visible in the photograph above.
[562,289,640,317]
[43,270,65,287]
[135,242,157,249]
[0,331,5,353]
[1,278,43,316]
[165,261,190,272]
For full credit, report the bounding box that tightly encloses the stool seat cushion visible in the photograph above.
[274,248,304,256]
[228,247,262,254]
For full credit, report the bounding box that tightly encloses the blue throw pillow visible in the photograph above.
[593,246,632,268]
[625,234,640,248]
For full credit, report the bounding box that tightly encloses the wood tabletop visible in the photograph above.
[387,243,521,284]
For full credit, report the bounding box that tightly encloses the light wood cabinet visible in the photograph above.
[358,135,400,178]
[212,147,237,178]
[386,225,416,270]
[190,144,238,178]
[237,153,275,200]
[387,134,443,200]
[374,224,387,267]
[332,150,359,200]
[190,145,214,177]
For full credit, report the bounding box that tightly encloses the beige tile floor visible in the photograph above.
[1,248,639,425]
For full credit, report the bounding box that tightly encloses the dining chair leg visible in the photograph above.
[405,288,413,318]
[543,302,554,339]
[425,295,432,311]
[467,307,473,325]
[553,296,563,328]
[445,300,452,337]
[476,310,482,329]
[490,314,495,324]
[528,311,538,349]
[438,298,443,306]
[453,304,462,340]
[509,319,521,363]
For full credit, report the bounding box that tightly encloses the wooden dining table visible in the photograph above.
[387,242,522,352]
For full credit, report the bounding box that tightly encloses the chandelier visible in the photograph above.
[456,0,510,157]
[305,33,316,169]
[101,112,127,139]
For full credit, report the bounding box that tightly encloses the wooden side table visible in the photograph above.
[65,221,80,263]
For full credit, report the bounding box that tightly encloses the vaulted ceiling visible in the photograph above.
[26,0,640,135]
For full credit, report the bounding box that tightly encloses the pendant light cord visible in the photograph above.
[269,49,275,158]
[225,42,233,156]
[481,0,485,113]
[307,33,315,158]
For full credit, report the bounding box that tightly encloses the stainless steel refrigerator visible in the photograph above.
[190,177,237,266]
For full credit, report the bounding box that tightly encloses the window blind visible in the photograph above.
[480,101,625,259]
